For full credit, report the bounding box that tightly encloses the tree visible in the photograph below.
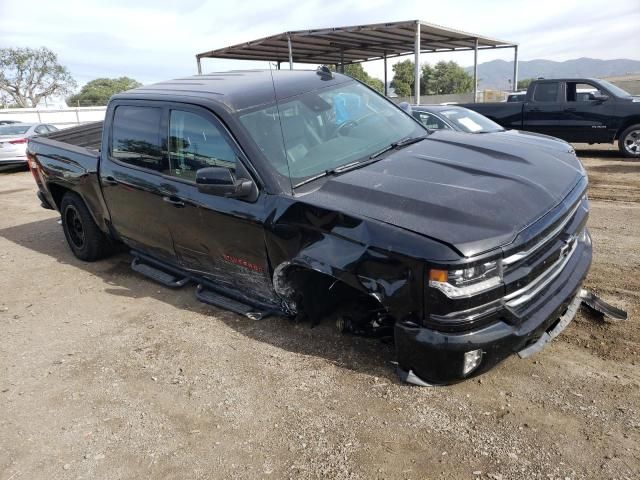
[328,64,384,93]
[68,77,142,106]
[425,61,473,95]
[0,47,76,107]
[390,60,415,97]
[517,78,533,90]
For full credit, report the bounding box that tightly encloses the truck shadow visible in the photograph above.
[0,217,398,382]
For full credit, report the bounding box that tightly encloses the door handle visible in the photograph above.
[564,107,577,112]
[528,108,541,112]
[103,175,118,185]
[162,195,185,207]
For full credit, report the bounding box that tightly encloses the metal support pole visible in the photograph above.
[513,45,519,92]
[277,61,281,70]
[383,53,388,97]
[473,38,479,102]
[414,22,421,104]
[340,49,344,73]
[196,57,202,75]
[287,35,293,70]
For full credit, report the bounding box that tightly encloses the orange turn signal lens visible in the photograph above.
[429,269,448,283]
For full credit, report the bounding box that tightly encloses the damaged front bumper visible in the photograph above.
[394,231,593,385]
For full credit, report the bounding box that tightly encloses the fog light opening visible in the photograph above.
[463,349,483,376]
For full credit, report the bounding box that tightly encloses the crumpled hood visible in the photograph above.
[305,130,585,257]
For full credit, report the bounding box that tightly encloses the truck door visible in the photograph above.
[157,105,274,301]
[99,102,177,262]
[523,81,565,139]
[558,81,616,143]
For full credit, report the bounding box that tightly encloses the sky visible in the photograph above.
[1,0,639,88]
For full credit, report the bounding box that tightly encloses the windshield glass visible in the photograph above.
[438,108,504,133]
[0,125,30,135]
[239,81,424,186]
[598,80,632,98]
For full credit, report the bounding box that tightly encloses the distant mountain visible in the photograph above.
[465,58,640,90]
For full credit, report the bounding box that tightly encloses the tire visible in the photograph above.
[60,192,112,261]
[618,124,640,158]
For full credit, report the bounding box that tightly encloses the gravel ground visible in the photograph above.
[0,146,639,480]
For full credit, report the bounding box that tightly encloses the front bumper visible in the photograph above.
[394,232,592,385]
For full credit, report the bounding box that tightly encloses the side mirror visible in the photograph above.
[195,166,254,198]
[398,102,412,114]
[591,92,608,102]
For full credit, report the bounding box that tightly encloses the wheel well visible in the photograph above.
[274,264,384,324]
[616,119,640,140]
[47,183,72,210]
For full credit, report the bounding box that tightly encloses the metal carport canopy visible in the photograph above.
[195,20,519,103]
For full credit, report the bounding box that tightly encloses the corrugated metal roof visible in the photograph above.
[196,20,517,65]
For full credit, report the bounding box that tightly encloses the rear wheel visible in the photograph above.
[618,124,640,158]
[60,192,112,261]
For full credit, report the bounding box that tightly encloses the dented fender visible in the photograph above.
[264,198,460,321]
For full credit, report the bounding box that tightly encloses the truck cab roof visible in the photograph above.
[114,69,353,114]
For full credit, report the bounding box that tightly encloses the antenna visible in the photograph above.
[267,66,294,192]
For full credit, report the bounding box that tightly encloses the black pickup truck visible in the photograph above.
[27,69,592,385]
[462,78,640,157]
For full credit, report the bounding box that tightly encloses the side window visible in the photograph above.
[566,82,602,102]
[35,125,49,134]
[46,125,58,132]
[532,83,559,102]
[415,112,449,130]
[111,106,164,171]
[167,110,236,182]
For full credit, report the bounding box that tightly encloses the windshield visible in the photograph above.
[598,80,632,98]
[239,81,424,187]
[0,125,30,135]
[438,108,504,133]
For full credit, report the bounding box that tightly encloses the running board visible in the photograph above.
[131,257,190,288]
[195,284,270,320]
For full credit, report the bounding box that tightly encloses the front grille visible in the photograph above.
[501,197,586,315]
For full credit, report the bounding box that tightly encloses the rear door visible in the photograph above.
[99,102,177,262]
[523,81,565,138]
[159,104,274,301]
[558,81,616,142]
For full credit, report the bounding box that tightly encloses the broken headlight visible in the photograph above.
[429,260,502,299]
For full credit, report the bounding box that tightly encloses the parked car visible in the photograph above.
[0,123,58,169]
[506,91,526,102]
[407,104,578,152]
[461,78,640,157]
[0,120,22,125]
[27,69,592,384]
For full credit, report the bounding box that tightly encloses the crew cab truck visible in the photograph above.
[462,78,640,158]
[27,69,592,385]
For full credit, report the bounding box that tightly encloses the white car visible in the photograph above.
[0,123,58,169]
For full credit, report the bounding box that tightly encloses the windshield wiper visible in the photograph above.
[368,134,429,160]
[293,135,428,188]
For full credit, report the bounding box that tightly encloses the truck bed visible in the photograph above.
[44,121,103,152]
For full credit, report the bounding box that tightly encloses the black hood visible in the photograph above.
[305,130,585,257]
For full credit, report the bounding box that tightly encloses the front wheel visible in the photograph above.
[618,124,640,158]
[60,192,112,261]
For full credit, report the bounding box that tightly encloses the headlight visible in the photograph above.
[429,260,502,299]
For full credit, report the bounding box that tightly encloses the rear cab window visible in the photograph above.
[111,106,165,171]
[532,82,560,102]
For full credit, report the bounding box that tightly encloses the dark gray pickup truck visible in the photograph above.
[26,69,594,385]
[462,78,640,157]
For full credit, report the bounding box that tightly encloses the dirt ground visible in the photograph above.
[1,145,639,480]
